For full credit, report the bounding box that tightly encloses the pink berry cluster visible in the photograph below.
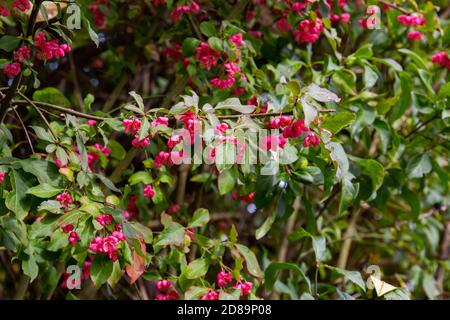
[56,193,73,207]
[61,224,80,245]
[34,32,72,61]
[397,14,426,42]
[194,36,246,90]
[265,116,321,148]
[293,19,324,44]
[0,171,5,183]
[152,0,166,7]
[88,230,126,261]
[163,44,190,67]
[122,118,150,148]
[13,0,31,12]
[154,151,173,168]
[260,134,287,152]
[358,5,380,29]
[2,31,71,78]
[0,4,10,17]
[125,195,139,220]
[56,143,110,171]
[232,192,255,202]
[202,271,252,298]
[168,204,180,214]
[96,214,113,227]
[89,0,109,29]
[432,51,450,70]
[122,117,169,148]
[261,1,349,42]
[155,280,180,300]
[143,185,156,199]
[170,1,200,23]
[201,290,219,300]
[60,260,91,289]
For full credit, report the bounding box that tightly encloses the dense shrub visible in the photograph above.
[0,0,449,300]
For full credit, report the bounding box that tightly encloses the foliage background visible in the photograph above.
[0,0,449,300]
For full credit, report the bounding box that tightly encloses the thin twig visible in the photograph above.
[68,52,84,111]
[337,208,362,269]
[378,0,409,14]
[12,99,109,121]
[12,107,35,154]
[217,110,335,119]
[17,93,58,141]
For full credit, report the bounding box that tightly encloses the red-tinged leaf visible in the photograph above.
[126,241,146,284]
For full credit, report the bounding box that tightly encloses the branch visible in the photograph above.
[278,197,301,262]
[12,100,109,121]
[378,0,410,15]
[17,93,58,141]
[0,0,45,122]
[337,208,362,269]
[216,109,336,119]
[12,106,35,154]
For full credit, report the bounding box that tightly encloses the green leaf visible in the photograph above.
[321,112,356,134]
[107,140,126,160]
[129,91,145,111]
[208,37,222,52]
[184,286,210,300]
[0,216,28,251]
[402,187,421,219]
[189,208,210,228]
[17,159,62,186]
[371,57,403,72]
[108,261,123,288]
[95,173,121,193]
[83,94,95,112]
[0,35,21,52]
[218,168,236,195]
[56,147,68,167]
[351,157,385,192]
[265,262,311,292]
[129,171,153,185]
[154,222,185,247]
[398,48,427,69]
[184,258,209,279]
[301,97,318,127]
[388,72,411,123]
[422,273,438,300]
[22,257,39,282]
[304,84,341,102]
[190,172,211,183]
[219,289,241,300]
[339,178,358,215]
[5,170,34,220]
[26,183,63,198]
[32,87,71,107]
[130,222,153,244]
[182,37,201,56]
[85,18,99,47]
[90,254,114,288]
[31,126,55,143]
[199,21,217,37]
[255,211,276,240]
[437,82,450,99]
[288,228,312,241]
[363,65,378,89]
[38,200,63,213]
[406,154,432,179]
[334,267,366,291]
[312,236,326,262]
[235,244,263,278]
[216,98,255,114]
